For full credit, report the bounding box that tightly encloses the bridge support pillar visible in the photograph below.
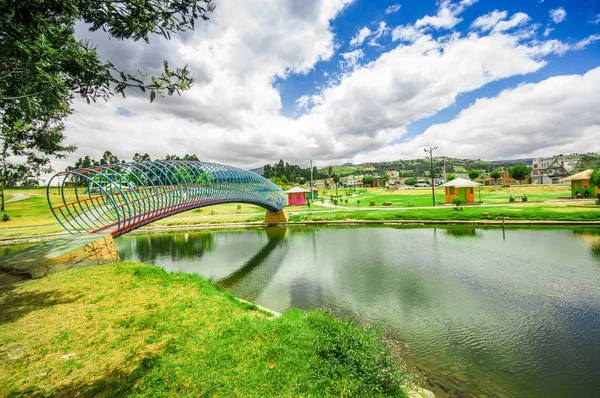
[264,209,289,224]
[0,234,120,278]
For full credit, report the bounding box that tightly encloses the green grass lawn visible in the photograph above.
[334,185,572,208]
[291,205,600,222]
[0,262,416,397]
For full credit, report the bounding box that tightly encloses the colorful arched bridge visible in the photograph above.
[47,161,287,237]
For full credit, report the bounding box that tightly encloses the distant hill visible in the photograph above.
[318,157,540,179]
[249,166,264,175]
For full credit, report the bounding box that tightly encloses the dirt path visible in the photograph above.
[5,193,31,203]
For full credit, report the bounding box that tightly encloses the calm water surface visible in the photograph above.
[115,227,600,397]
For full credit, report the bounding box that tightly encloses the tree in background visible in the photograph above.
[1,0,215,206]
[404,177,417,186]
[590,169,600,188]
[133,153,152,162]
[446,173,456,181]
[100,151,119,165]
[468,169,481,180]
[332,173,341,196]
[508,164,532,184]
[490,169,502,185]
[381,172,390,188]
[362,175,374,186]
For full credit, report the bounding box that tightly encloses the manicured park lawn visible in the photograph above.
[334,185,572,208]
[0,262,415,397]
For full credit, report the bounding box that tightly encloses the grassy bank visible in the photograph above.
[0,262,415,397]
[291,205,600,222]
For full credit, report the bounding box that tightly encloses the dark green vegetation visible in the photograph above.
[320,157,531,179]
[66,152,202,173]
[508,164,532,183]
[0,262,413,397]
[0,0,214,186]
[262,159,327,184]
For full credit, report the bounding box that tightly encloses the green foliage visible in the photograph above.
[468,169,481,180]
[451,196,464,211]
[381,172,390,186]
[263,160,326,183]
[362,175,375,185]
[1,213,9,221]
[404,177,417,186]
[446,173,456,181]
[508,164,532,183]
[281,175,289,184]
[1,0,214,179]
[490,169,502,183]
[591,169,600,188]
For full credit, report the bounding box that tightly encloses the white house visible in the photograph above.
[531,157,577,184]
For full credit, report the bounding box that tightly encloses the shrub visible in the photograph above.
[596,194,600,206]
[333,199,338,206]
[2,213,9,222]
[451,196,464,211]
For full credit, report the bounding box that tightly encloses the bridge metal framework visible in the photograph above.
[47,161,286,237]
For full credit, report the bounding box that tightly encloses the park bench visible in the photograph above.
[509,195,527,203]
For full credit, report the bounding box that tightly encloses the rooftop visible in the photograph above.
[286,186,310,193]
[439,177,482,187]
[561,169,593,181]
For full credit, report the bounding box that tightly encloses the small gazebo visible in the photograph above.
[561,169,599,198]
[439,178,481,204]
[286,186,310,206]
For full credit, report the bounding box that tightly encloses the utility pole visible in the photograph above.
[309,159,313,207]
[424,146,438,207]
[0,175,4,212]
[442,157,447,182]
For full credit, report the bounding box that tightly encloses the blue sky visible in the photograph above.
[276,0,600,140]
[66,0,600,169]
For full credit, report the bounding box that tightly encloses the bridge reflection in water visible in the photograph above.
[218,227,289,301]
[114,227,291,303]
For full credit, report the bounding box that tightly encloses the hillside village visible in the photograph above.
[262,153,600,191]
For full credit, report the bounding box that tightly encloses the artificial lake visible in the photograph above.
[114,226,600,397]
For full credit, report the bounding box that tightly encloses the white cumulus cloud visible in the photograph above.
[357,67,600,161]
[550,7,567,24]
[349,26,372,47]
[416,0,479,30]
[385,3,402,14]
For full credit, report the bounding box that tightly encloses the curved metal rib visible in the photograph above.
[47,160,286,237]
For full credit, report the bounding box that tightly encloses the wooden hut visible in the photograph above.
[561,169,599,198]
[439,178,481,204]
[286,186,310,206]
